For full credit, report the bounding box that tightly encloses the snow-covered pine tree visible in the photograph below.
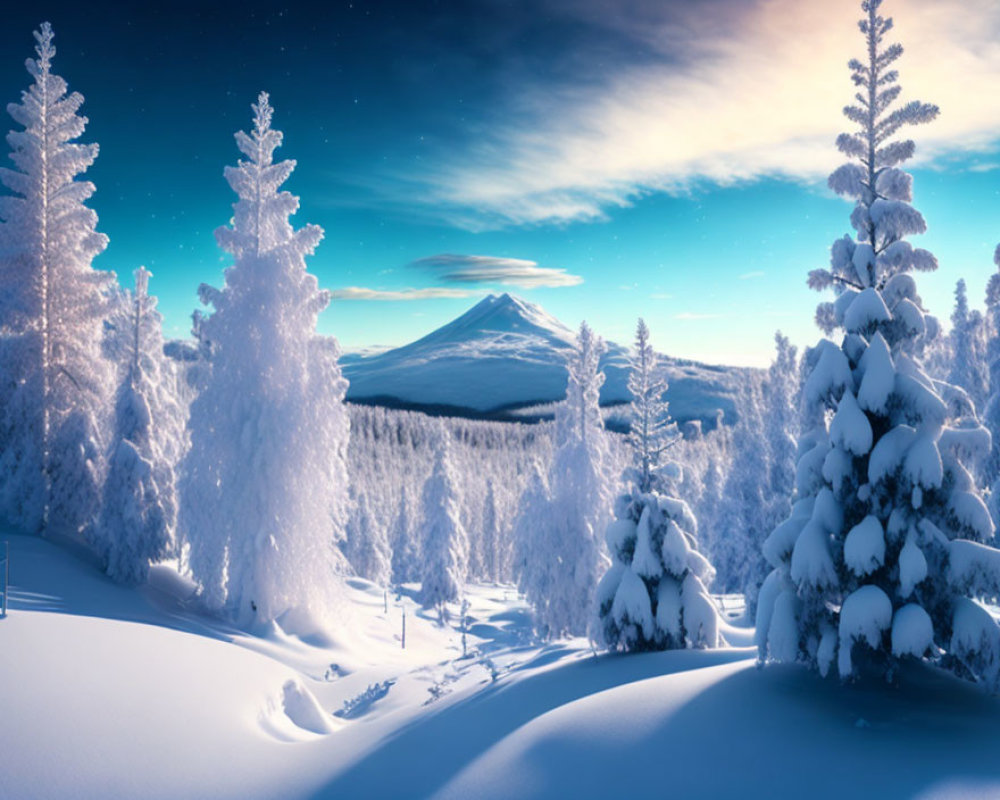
[756,0,1000,689]
[481,479,501,584]
[344,490,391,587]
[712,375,769,600]
[101,268,186,469]
[511,460,550,599]
[742,332,801,613]
[419,427,468,618]
[342,489,364,571]
[390,492,418,586]
[94,268,179,584]
[181,93,350,627]
[595,319,719,651]
[763,332,800,505]
[520,322,613,638]
[983,248,1000,523]
[625,319,676,493]
[0,23,113,537]
[948,279,988,416]
[694,446,727,560]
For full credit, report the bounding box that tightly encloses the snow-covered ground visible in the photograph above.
[3,531,1000,799]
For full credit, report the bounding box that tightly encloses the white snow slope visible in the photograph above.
[341,293,744,425]
[3,531,1000,799]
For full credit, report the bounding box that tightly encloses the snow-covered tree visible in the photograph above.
[693,444,727,560]
[0,23,113,537]
[343,490,391,587]
[763,332,800,503]
[93,268,178,584]
[712,376,770,601]
[739,332,802,613]
[511,460,550,599]
[101,268,186,467]
[520,322,613,638]
[180,93,350,627]
[419,428,468,617]
[390,492,418,586]
[756,0,1000,690]
[596,321,719,651]
[625,318,677,493]
[984,249,1000,521]
[948,279,988,416]
[481,479,502,584]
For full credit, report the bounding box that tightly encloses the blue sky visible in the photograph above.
[2,0,1000,365]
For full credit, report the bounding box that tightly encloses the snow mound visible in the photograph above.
[262,679,336,739]
[431,658,1000,800]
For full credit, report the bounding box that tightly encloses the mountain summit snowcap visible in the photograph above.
[407,292,575,349]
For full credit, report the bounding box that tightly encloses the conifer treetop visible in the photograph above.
[214,92,322,267]
[626,318,678,494]
[808,0,939,352]
[32,22,55,75]
[238,91,281,168]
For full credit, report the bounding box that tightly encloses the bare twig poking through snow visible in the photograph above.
[0,541,8,618]
[334,680,395,720]
[461,598,471,659]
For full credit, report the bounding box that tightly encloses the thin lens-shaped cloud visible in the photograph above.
[331,287,481,301]
[411,253,583,287]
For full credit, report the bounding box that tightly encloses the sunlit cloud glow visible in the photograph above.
[417,0,1000,228]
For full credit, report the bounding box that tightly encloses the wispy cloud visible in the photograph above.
[410,253,583,288]
[740,271,765,280]
[331,286,480,301]
[415,0,1000,227]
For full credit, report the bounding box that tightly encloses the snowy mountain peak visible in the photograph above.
[342,292,742,424]
[408,292,575,350]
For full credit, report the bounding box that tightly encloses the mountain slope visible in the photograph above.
[343,293,744,426]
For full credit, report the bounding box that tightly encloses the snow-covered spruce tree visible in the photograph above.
[983,249,1000,522]
[714,338,801,616]
[181,93,350,627]
[520,322,613,638]
[101,268,186,469]
[343,490,391,586]
[511,460,550,599]
[625,319,676,494]
[712,375,770,599]
[390,492,419,586]
[0,23,113,537]
[94,268,178,584]
[740,332,801,614]
[763,332,800,507]
[948,279,988,416]
[595,319,719,651]
[481,478,501,584]
[756,0,1000,688]
[419,427,469,618]
[694,445,727,559]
